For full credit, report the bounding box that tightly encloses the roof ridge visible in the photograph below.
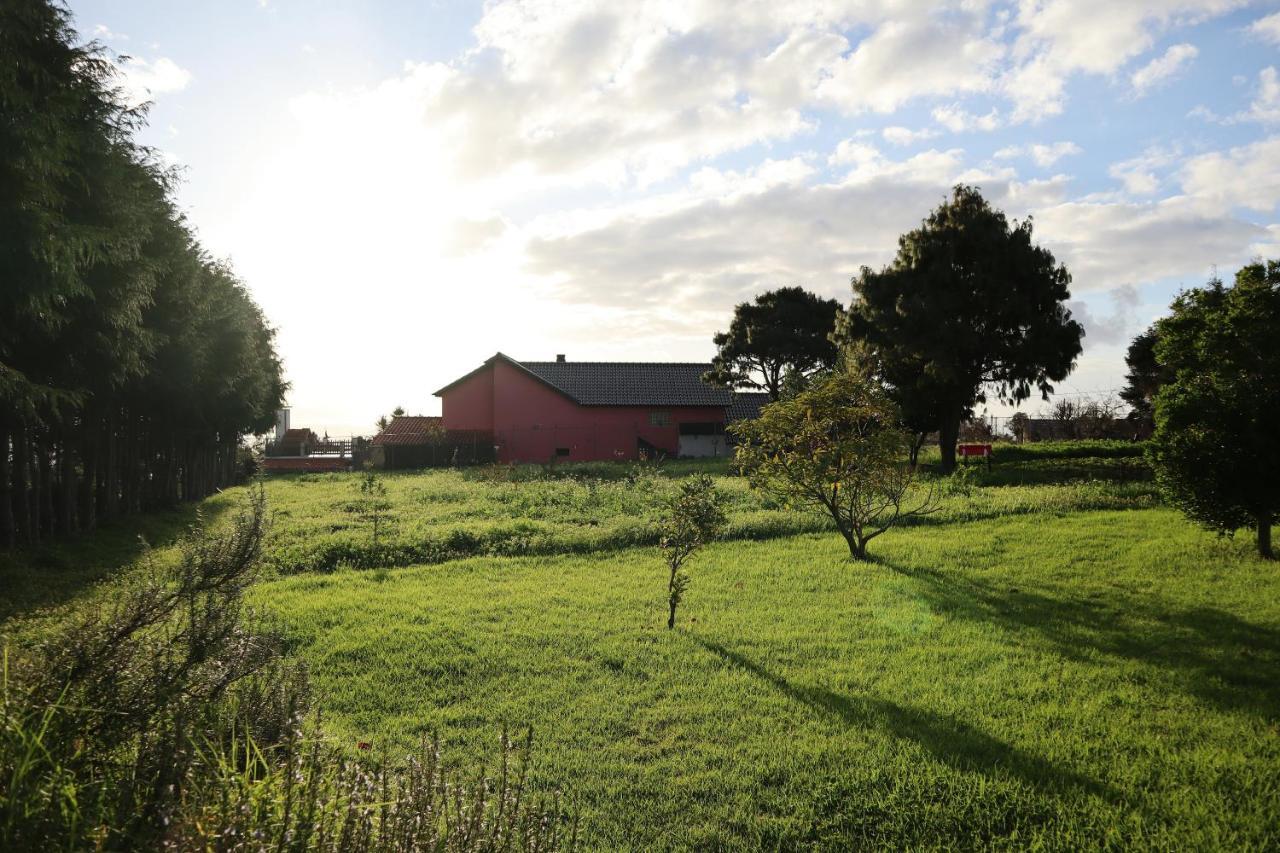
[520,360,715,366]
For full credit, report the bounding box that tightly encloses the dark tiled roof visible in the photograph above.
[727,392,770,422]
[518,360,733,406]
[435,353,743,407]
[372,415,443,446]
[281,428,316,444]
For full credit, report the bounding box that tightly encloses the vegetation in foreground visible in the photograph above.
[0,489,574,851]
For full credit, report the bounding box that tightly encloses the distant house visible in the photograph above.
[276,428,318,456]
[372,415,443,447]
[433,353,769,463]
[371,415,442,468]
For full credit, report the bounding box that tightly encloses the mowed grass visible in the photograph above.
[5,442,1275,848]
[260,507,1280,850]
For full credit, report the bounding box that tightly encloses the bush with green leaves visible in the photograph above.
[658,475,727,629]
[733,366,938,560]
[1147,261,1280,559]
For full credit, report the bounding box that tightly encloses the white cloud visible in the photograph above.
[1001,1,1243,121]
[995,141,1082,167]
[1180,134,1280,212]
[1129,43,1198,97]
[882,126,940,146]
[817,16,1005,114]
[92,24,127,40]
[115,55,192,106]
[517,130,1276,349]
[933,104,1002,132]
[829,139,882,166]
[1108,147,1179,196]
[1242,66,1280,123]
[1249,11,1280,45]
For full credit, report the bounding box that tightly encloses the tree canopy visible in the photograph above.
[1147,262,1280,559]
[1119,326,1170,430]
[0,0,285,545]
[704,286,840,399]
[835,185,1084,471]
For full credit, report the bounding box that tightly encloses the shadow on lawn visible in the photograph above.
[692,636,1117,802]
[893,565,1280,721]
[0,499,233,624]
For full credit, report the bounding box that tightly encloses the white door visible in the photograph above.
[678,434,726,458]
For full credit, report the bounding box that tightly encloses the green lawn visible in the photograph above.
[261,512,1278,849]
[5,443,1278,849]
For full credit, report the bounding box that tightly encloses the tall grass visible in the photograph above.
[0,487,574,851]
[247,445,1158,575]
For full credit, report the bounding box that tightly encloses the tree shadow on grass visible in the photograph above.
[0,499,233,624]
[889,564,1280,721]
[691,635,1118,803]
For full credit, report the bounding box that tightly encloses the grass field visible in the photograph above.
[4,442,1278,849]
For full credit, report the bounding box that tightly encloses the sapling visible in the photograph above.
[659,474,727,629]
[359,466,389,546]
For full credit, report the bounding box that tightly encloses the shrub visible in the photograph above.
[0,486,575,851]
[733,367,939,560]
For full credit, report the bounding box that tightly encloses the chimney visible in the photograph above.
[556,354,566,363]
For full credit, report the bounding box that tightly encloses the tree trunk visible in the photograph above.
[938,407,962,474]
[105,408,120,518]
[838,525,869,560]
[908,433,925,468]
[37,442,53,541]
[80,427,97,533]
[57,441,77,536]
[1260,516,1274,560]
[0,421,12,548]
[12,427,30,544]
[666,563,678,630]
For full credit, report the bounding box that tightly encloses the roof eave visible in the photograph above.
[433,352,583,404]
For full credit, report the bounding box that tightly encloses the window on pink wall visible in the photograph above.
[649,411,671,426]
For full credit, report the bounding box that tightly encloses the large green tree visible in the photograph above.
[837,186,1084,472]
[1147,262,1280,559]
[704,286,840,399]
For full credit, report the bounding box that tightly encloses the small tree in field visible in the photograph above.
[1148,261,1280,559]
[659,475,727,629]
[732,366,938,560]
[358,466,389,545]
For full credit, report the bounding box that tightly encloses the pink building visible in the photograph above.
[434,353,766,463]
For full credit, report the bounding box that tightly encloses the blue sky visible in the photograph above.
[69,0,1280,434]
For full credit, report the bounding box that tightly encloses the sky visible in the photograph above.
[68,0,1280,436]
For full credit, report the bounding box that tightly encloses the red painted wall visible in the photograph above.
[440,364,494,431]
[439,359,725,463]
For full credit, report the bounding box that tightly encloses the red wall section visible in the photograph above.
[490,360,723,463]
[440,365,494,431]
[439,359,727,463]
